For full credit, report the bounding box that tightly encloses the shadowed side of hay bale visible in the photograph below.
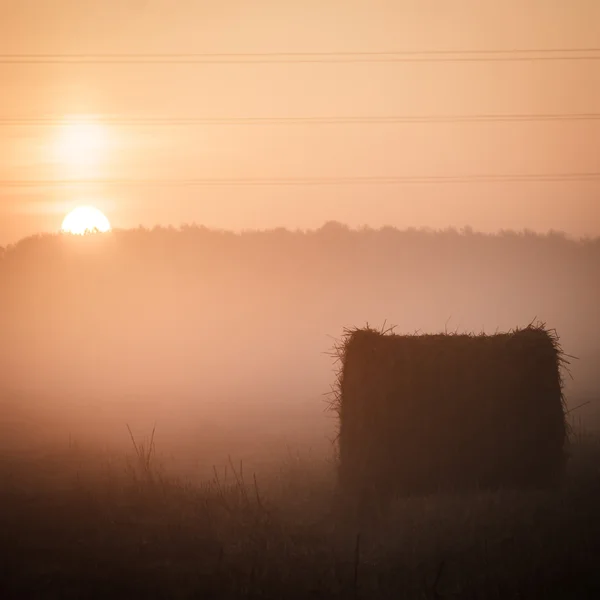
[334,324,568,498]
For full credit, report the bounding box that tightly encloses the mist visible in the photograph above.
[0,224,597,469]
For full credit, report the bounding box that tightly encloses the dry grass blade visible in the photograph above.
[126,424,157,479]
[126,423,140,459]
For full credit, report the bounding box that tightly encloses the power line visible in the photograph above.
[3,173,600,188]
[1,114,600,126]
[2,49,600,64]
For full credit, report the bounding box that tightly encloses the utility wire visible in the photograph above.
[1,114,600,126]
[2,49,600,64]
[3,173,600,188]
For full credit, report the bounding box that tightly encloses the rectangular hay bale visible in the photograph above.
[333,323,568,496]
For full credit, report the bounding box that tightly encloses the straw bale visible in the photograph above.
[332,323,568,496]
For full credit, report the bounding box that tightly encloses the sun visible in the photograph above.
[61,206,111,235]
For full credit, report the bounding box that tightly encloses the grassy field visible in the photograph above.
[1,406,600,600]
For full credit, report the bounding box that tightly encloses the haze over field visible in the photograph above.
[1,227,599,429]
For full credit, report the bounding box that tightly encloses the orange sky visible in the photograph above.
[1,1,599,244]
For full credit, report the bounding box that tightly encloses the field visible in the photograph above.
[1,227,599,597]
[1,393,600,600]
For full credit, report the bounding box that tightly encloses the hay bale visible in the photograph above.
[332,323,568,497]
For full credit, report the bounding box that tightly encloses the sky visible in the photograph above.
[1,0,599,244]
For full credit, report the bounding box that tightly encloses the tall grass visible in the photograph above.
[1,423,599,598]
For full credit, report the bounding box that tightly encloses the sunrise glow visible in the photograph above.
[53,118,110,174]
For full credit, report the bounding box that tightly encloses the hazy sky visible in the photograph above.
[1,1,599,244]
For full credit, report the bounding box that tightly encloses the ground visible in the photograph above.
[1,397,599,599]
